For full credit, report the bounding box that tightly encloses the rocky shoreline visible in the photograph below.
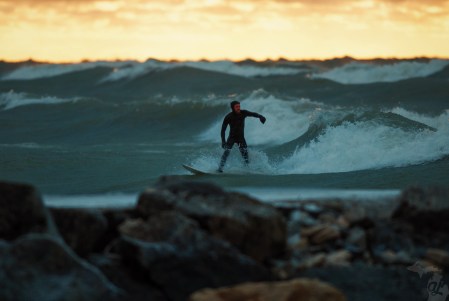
[1,177,448,301]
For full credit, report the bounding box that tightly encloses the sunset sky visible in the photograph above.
[1,0,448,62]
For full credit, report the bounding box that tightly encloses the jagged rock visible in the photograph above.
[50,208,108,257]
[88,254,168,301]
[0,234,122,301]
[392,186,449,238]
[117,211,271,301]
[137,179,286,262]
[0,181,57,240]
[189,278,347,301]
[296,263,424,301]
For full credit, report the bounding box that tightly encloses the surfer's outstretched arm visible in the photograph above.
[243,110,266,124]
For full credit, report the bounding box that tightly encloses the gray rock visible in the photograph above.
[346,227,367,251]
[137,179,286,262]
[0,181,58,240]
[0,234,122,301]
[117,211,271,301]
[296,263,425,301]
[50,208,108,257]
[392,186,449,250]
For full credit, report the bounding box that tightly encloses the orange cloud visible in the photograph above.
[0,0,448,62]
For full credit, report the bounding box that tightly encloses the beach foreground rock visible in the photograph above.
[1,179,448,301]
[137,177,287,262]
[189,278,346,301]
[0,181,56,240]
[0,234,122,301]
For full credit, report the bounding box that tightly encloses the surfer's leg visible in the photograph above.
[238,141,249,166]
[218,140,233,172]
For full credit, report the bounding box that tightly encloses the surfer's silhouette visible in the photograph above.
[218,101,266,172]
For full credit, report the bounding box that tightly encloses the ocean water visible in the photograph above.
[0,58,448,207]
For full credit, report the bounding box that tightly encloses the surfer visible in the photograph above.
[218,101,266,172]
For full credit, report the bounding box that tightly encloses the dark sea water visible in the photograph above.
[1,58,448,207]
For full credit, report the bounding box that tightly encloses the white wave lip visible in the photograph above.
[0,91,80,110]
[312,59,449,84]
[278,110,449,174]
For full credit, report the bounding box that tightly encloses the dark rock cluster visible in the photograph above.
[0,179,448,301]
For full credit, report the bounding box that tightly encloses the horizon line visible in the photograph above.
[1,55,448,65]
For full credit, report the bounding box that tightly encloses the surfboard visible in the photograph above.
[182,164,213,175]
[182,164,264,175]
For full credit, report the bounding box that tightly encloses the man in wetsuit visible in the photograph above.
[218,101,266,172]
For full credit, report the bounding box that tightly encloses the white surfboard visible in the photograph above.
[182,164,214,175]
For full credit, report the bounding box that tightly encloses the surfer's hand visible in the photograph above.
[259,116,266,124]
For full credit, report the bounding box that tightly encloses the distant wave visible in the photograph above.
[1,60,306,82]
[1,61,132,80]
[0,91,81,110]
[311,59,449,84]
[101,60,306,82]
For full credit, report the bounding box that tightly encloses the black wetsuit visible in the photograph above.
[218,110,264,171]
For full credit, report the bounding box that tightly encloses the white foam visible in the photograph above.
[232,187,400,202]
[0,91,81,110]
[277,111,449,174]
[44,193,137,208]
[312,59,449,84]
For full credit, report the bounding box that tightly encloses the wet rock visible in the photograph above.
[88,254,167,301]
[0,234,122,301]
[297,263,424,301]
[346,226,367,251]
[288,210,317,233]
[189,278,347,301]
[0,181,57,240]
[325,250,352,267]
[301,224,341,245]
[425,248,449,269]
[302,203,324,216]
[393,187,449,234]
[137,179,286,262]
[118,211,271,301]
[298,253,327,269]
[50,208,108,257]
[367,220,418,262]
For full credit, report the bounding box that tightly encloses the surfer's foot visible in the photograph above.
[217,168,223,173]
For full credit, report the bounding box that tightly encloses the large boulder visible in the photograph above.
[391,186,449,249]
[50,208,108,257]
[88,254,168,301]
[137,178,286,262]
[0,181,57,240]
[117,211,271,301]
[297,263,424,301]
[189,278,347,301]
[0,233,122,301]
